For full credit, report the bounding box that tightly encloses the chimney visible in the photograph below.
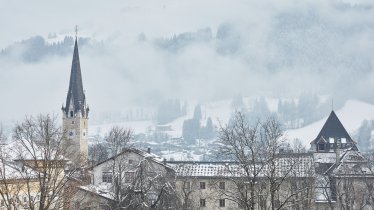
[335,149,341,164]
[147,148,151,153]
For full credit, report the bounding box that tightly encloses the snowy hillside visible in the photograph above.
[90,99,374,151]
[286,100,374,147]
[90,99,234,138]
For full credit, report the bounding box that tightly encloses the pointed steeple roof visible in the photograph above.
[64,38,86,116]
[312,111,353,143]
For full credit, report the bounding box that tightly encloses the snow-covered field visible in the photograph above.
[90,120,154,136]
[90,99,234,138]
[90,99,374,151]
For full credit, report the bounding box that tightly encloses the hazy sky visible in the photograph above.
[1,0,374,123]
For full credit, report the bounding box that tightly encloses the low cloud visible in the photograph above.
[1,0,374,123]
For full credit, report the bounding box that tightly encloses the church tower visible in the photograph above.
[62,35,89,164]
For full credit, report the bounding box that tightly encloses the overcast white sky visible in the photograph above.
[1,0,374,123]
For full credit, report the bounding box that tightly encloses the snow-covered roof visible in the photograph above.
[314,153,337,164]
[78,183,114,200]
[0,160,39,180]
[332,150,374,177]
[168,162,242,177]
[2,140,65,161]
[168,154,314,178]
[94,148,171,170]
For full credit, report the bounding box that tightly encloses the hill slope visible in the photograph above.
[286,100,374,147]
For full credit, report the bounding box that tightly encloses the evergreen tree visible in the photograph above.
[201,117,215,139]
[247,97,271,124]
[157,99,183,124]
[193,104,202,121]
[356,120,374,151]
[182,102,187,115]
[182,119,200,143]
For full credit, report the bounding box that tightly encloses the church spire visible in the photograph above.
[61,29,89,164]
[63,35,88,118]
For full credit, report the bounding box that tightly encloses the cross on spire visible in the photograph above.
[75,25,78,39]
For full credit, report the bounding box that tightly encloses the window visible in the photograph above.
[23,196,27,203]
[125,172,135,183]
[260,182,266,190]
[74,202,80,209]
[341,138,347,143]
[200,182,206,189]
[219,182,225,190]
[318,143,325,151]
[99,204,110,210]
[259,195,266,210]
[329,137,334,143]
[147,171,157,178]
[102,172,112,183]
[128,159,133,165]
[183,182,191,190]
[274,200,280,208]
[200,199,206,207]
[171,182,176,188]
[70,111,74,117]
[219,199,225,207]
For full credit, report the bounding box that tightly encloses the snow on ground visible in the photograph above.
[158,99,233,138]
[89,99,233,139]
[160,151,202,161]
[90,99,374,150]
[90,120,154,137]
[202,100,232,126]
[264,97,279,112]
[286,100,374,147]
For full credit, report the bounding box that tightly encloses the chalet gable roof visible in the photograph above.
[93,148,171,170]
[311,111,356,147]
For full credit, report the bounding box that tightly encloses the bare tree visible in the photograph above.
[97,126,178,210]
[217,112,312,210]
[10,114,82,210]
[0,125,6,144]
[217,112,267,210]
[0,141,30,210]
[105,126,133,156]
[89,142,109,165]
[172,163,215,210]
